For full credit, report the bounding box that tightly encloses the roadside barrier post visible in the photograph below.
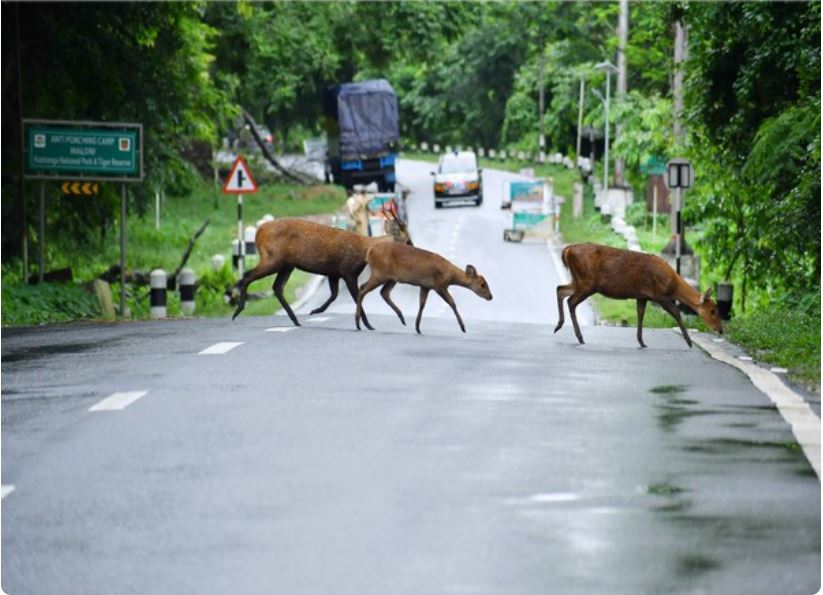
[179,268,195,316]
[231,239,241,270]
[244,225,257,256]
[717,283,733,321]
[150,269,167,319]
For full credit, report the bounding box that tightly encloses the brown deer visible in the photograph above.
[554,243,723,348]
[355,242,493,333]
[232,214,412,327]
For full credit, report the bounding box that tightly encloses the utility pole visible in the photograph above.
[595,62,618,193]
[16,4,28,282]
[672,19,687,235]
[614,0,628,187]
[660,18,694,279]
[538,50,545,164]
[575,78,585,169]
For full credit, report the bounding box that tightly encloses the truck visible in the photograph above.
[323,79,399,192]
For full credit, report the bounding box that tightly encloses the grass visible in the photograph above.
[724,294,820,389]
[2,180,347,325]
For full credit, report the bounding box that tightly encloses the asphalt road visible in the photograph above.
[1,161,819,595]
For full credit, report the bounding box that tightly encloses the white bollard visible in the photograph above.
[479,148,485,158]
[179,268,196,316]
[421,141,429,152]
[211,254,226,271]
[433,144,440,154]
[150,269,167,319]
[244,225,257,256]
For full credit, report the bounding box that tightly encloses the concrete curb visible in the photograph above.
[688,331,821,479]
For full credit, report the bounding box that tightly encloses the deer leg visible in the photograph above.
[232,262,278,320]
[355,276,384,331]
[658,298,692,348]
[554,283,575,333]
[636,298,648,348]
[310,276,339,315]
[436,288,466,333]
[415,287,430,334]
[344,275,372,330]
[568,291,593,344]
[380,281,406,325]
[272,266,300,327]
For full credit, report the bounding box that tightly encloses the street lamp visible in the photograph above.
[595,61,618,194]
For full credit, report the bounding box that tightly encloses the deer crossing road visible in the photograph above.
[1,160,818,594]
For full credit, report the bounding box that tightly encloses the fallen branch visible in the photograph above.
[99,219,210,289]
[242,109,315,185]
[170,219,210,287]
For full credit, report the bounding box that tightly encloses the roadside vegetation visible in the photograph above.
[2,3,818,388]
[1,180,346,326]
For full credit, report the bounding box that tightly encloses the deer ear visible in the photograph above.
[465,265,477,277]
[701,287,713,304]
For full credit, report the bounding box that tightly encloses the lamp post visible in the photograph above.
[595,61,618,194]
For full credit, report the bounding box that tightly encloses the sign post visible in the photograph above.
[23,119,143,317]
[222,156,259,277]
[665,158,693,275]
[641,156,667,244]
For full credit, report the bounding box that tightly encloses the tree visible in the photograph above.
[1,2,232,260]
[683,1,821,303]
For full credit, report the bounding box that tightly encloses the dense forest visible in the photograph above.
[2,1,819,308]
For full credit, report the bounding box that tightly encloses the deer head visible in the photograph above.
[465,265,493,300]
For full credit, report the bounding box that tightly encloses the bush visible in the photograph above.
[2,282,101,326]
[726,291,820,387]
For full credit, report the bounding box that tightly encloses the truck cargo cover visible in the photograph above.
[325,80,399,159]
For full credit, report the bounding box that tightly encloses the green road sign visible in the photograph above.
[640,155,667,175]
[24,120,143,181]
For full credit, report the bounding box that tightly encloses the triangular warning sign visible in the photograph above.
[222,156,259,194]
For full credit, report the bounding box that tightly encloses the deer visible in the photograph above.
[231,211,412,327]
[355,241,493,334]
[554,243,723,348]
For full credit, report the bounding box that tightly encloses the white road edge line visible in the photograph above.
[691,334,821,479]
[198,342,243,355]
[289,273,325,314]
[2,485,15,499]
[89,391,149,412]
[547,240,570,285]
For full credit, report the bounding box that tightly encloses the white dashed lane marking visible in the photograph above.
[2,485,15,499]
[198,342,243,355]
[307,316,331,323]
[89,391,149,412]
[266,327,297,333]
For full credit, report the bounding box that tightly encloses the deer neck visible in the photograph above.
[673,276,702,309]
[451,267,472,288]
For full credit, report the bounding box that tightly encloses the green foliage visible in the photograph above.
[683,1,821,307]
[2,3,234,260]
[725,291,820,387]
[2,282,100,326]
[2,179,346,324]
